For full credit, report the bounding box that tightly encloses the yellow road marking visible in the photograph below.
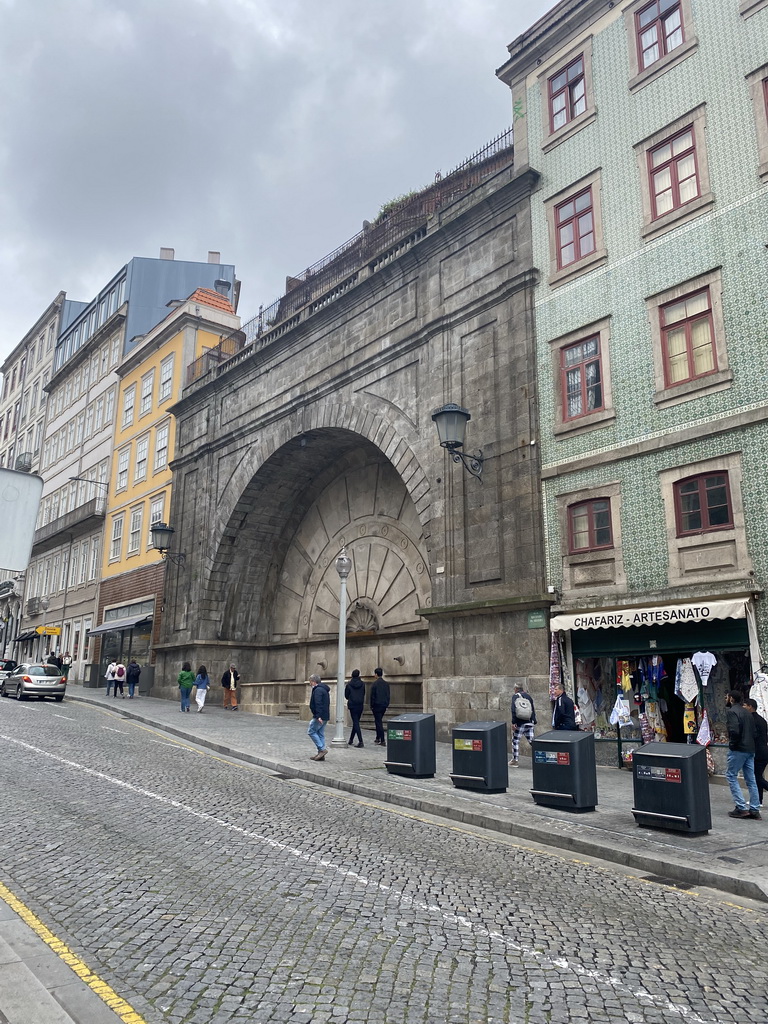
[0,880,148,1023]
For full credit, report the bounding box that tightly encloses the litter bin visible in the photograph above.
[385,713,436,778]
[530,730,597,812]
[632,742,711,834]
[449,721,508,793]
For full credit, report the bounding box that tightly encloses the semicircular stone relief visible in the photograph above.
[270,457,431,641]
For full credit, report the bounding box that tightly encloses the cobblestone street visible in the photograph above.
[1,696,767,1024]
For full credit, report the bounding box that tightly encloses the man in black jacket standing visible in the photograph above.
[744,698,767,806]
[308,673,330,761]
[370,667,390,745]
[552,682,577,730]
[726,690,761,819]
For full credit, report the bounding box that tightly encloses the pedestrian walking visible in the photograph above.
[194,665,210,712]
[114,661,127,698]
[221,663,240,710]
[552,681,577,730]
[178,662,195,712]
[46,650,62,671]
[61,652,73,680]
[105,660,117,697]
[509,681,536,767]
[745,698,768,805]
[345,668,365,747]
[370,667,390,745]
[126,659,141,698]
[725,690,761,819]
[308,673,330,760]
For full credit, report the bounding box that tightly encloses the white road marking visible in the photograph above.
[54,715,76,721]
[0,733,716,1024]
[101,727,124,733]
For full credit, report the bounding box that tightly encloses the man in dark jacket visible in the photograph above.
[308,673,330,761]
[126,659,141,699]
[552,682,577,730]
[345,669,366,747]
[726,690,761,818]
[370,667,390,745]
[509,681,536,767]
[745,698,767,806]
[221,664,240,710]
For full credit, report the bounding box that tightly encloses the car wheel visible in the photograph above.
[16,684,24,701]
[0,682,5,697]
[55,695,64,702]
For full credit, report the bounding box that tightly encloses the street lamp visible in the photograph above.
[40,596,50,658]
[150,522,186,566]
[431,403,484,479]
[331,547,352,747]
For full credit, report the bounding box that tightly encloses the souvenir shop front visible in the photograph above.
[549,597,762,769]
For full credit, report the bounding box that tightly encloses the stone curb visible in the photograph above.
[67,694,768,905]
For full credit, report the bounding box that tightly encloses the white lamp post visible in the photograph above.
[331,547,352,747]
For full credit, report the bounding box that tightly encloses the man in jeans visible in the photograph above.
[509,681,536,767]
[308,674,330,761]
[725,689,761,820]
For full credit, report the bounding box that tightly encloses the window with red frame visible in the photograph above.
[636,0,684,70]
[548,56,586,133]
[562,336,603,419]
[555,188,595,268]
[568,499,613,552]
[661,288,716,386]
[649,127,699,218]
[674,473,733,535]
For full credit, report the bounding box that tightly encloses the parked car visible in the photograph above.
[0,658,17,680]
[0,663,66,701]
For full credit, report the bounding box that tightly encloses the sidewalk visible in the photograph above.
[0,897,123,1024]
[68,685,768,904]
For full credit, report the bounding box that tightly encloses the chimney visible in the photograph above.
[207,251,221,264]
[159,247,175,260]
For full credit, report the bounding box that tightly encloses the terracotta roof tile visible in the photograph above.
[187,287,235,314]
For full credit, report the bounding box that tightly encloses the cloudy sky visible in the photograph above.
[0,0,553,364]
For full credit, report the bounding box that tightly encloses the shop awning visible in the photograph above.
[13,630,38,642]
[550,597,748,632]
[87,615,153,636]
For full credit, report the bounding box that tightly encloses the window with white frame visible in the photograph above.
[154,422,170,471]
[159,355,174,402]
[134,435,149,482]
[59,554,69,590]
[122,384,136,428]
[149,494,165,545]
[110,515,124,561]
[128,506,143,554]
[110,336,120,367]
[140,370,154,416]
[117,448,130,491]
[52,555,60,592]
[89,540,99,580]
[69,546,79,588]
[105,387,115,424]
[79,540,89,584]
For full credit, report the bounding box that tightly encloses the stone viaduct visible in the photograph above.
[154,141,551,736]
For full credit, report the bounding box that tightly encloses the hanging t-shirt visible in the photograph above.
[692,650,717,685]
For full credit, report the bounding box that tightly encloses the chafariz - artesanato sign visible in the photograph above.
[572,606,712,629]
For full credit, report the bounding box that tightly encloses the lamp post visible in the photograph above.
[331,547,352,747]
[40,596,50,660]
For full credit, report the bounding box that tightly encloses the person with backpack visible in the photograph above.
[509,681,536,767]
[105,660,118,697]
[126,659,141,698]
[113,661,127,698]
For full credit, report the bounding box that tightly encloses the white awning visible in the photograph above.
[550,598,748,632]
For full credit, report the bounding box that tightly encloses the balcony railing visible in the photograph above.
[33,496,106,549]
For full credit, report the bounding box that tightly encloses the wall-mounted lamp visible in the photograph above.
[431,403,484,479]
[150,522,186,566]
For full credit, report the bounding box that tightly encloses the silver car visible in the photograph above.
[1,663,66,702]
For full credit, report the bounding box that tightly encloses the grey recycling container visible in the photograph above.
[530,729,597,812]
[632,742,711,835]
[449,720,508,794]
[385,713,436,778]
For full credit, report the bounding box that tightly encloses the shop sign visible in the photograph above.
[35,626,61,636]
[550,597,748,632]
[454,738,483,751]
[534,750,570,765]
[527,609,547,629]
[388,729,412,742]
